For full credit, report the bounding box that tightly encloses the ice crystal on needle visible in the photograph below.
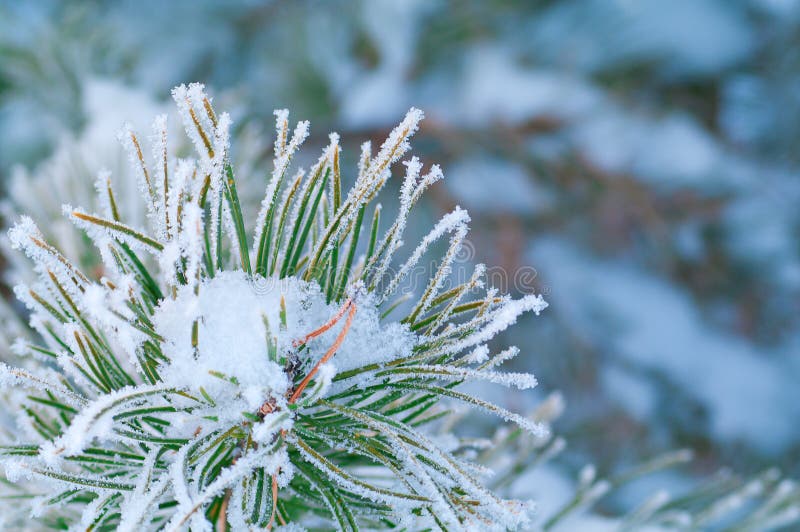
[0,83,548,530]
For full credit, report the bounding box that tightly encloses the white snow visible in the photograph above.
[154,271,418,403]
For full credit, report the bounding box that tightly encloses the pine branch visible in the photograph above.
[0,83,551,530]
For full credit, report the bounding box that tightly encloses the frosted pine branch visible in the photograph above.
[0,84,549,530]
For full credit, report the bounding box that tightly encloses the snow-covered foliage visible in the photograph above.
[3,2,800,527]
[0,84,552,530]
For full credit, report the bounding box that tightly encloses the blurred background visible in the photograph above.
[1,0,799,520]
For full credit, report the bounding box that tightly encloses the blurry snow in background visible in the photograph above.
[1,0,799,505]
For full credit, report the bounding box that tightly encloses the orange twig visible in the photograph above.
[218,489,231,531]
[292,298,352,348]
[266,474,279,530]
[264,299,357,528]
[289,302,356,404]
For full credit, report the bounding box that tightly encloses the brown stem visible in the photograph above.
[261,299,357,528]
[266,474,279,530]
[292,298,352,347]
[217,489,231,531]
[289,302,356,404]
